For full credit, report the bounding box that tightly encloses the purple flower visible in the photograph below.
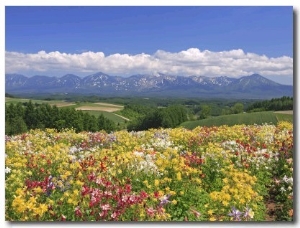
[228,206,243,221]
[159,194,171,207]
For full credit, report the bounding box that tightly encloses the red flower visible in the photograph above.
[61,214,66,221]
[75,206,82,217]
[154,191,160,198]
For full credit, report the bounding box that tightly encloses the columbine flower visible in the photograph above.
[5,167,11,174]
[243,206,254,220]
[159,194,171,207]
[228,207,243,221]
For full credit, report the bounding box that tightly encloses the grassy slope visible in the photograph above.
[82,110,127,123]
[181,111,293,129]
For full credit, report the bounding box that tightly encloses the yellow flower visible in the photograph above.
[73,189,79,196]
[12,196,27,213]
[222,201,229,206]
[223,178,229,184]
[180,191,184,195]
[176,172,182,181]
[209,216,217,221]
[170,191,176,196]
[207,209,214,216]
[154,179,160,187]
[15,188,26,196]
[158,190,164,197]
[172,200,177,205]
[33,186,44,194]
[75,180,84,187]
[39,203,48,216]
[239,198,246,205]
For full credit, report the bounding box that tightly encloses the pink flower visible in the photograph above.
[190,207,201,218]
[146,207,157,217]
[101,204,111,211]
[111,212,118,219]
[81,186,90,196]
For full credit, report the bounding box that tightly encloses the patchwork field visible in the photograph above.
[5,97,127,122]
[75,105,122,112]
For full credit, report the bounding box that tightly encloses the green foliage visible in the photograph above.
[231,103,244,114]
[5,116,28,135]
[5,101,117,135]
[128,105,188,131]
[198,105,211,120]
[246,96,293,112]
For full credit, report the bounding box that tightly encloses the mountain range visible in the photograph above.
[5,72,293,99]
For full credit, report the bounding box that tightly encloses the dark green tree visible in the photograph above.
[5,116,28,135]
[199,105,211,120]
[232,103,244,114]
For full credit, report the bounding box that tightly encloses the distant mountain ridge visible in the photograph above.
[5,72,293,99]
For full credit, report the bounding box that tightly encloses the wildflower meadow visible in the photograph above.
[5,122,293,221]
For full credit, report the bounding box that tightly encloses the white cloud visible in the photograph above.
[5,48,293,79]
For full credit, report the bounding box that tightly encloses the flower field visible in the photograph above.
[5,122,293,221]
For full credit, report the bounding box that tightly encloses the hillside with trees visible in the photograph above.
[5,101,116,135]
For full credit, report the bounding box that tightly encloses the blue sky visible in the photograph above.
[5,6,293,84]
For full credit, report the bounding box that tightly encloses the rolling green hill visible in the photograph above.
[181,111,293,129]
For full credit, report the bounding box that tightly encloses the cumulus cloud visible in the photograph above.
[5,48,293,79]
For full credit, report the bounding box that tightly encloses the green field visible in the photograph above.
[81,110,128,123]
[5,97,76,107]
[181,111,293,129]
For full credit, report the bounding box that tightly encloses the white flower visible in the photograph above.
[280,187,286,193]
[282,175,290,183]
[5,167,11,174]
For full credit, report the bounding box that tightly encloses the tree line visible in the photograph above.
[5,101,116,135]
[126,105,188,131]
[246,96,293,112]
